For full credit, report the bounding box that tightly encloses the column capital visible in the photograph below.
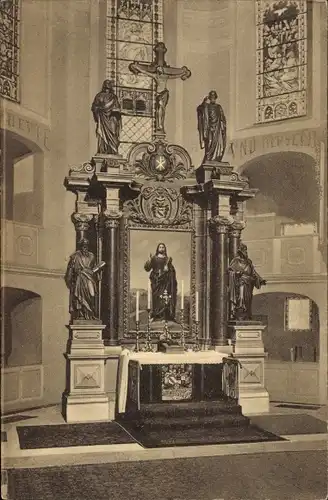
[230,220,246,236]
[71,212,93,232]
[103,210,123,229]
[209,215,234,234]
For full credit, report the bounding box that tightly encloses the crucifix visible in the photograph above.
[160,289,172,342]
[129,42,191,136]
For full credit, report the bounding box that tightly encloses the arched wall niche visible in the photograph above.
[239,152,320,234]
[252,291,319,363]
[1,287,42,368]
[1,128,44,226]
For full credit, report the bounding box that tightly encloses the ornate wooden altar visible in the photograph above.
[65,144,256,350]
[63,43,269,424]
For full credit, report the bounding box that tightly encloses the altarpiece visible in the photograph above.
[63,40,269,425]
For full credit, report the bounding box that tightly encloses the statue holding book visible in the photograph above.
[65,238,105,320]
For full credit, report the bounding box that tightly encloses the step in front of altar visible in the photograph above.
[121,400,250,431]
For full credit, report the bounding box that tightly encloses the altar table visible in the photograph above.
[117,350,229,413]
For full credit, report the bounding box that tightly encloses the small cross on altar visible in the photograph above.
[160,289,171,306]
[129,42,191,136]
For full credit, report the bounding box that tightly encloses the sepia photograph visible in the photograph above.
[1,0,327,499]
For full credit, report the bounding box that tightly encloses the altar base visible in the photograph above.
[63,323,109,423]
[230,321,270,415]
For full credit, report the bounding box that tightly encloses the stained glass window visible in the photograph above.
[106,0,163,157]
[0,0,20,102]
[256,0,307,123]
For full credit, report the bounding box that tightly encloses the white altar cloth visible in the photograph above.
[117,349,226,413]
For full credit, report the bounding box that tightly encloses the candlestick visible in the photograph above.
[135,320,140,352]
[142,308,154,352]
[180,308,186,350]
[147,280,151,310]
[193,320,200,352]
[136,290,139,322]
[195,291,199,322]
[181,280,184,310]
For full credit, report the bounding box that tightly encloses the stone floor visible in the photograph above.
[1,402,326,466]
[1,404,327,500]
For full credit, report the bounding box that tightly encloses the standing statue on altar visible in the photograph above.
[197,90,227,162]
[144,243,177,322]
[91,80,122,155]
[228,243,266,321]
[65,238,105,321]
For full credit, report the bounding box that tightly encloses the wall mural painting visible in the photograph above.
[256,0,307,123]
[128,230,192,334]
[0,0,20,102]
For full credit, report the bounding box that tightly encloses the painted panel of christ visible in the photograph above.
[129,230,191,331]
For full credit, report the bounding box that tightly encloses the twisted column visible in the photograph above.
[103,212,122,345]
[209,215,234,346]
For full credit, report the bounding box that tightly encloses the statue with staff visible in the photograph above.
[129,42,191,135]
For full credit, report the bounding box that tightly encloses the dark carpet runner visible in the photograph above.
[122,422,283,448]
[250,413,327,435]
[17,421,136,449]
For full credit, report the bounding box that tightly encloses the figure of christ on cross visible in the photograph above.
[129,42,191,135]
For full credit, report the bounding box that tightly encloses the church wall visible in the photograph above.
[252,293,319,362]
[19,0,51,120]
[8,298,42,368]
[164,0,232,167]
[233,0,326,138]
[3,272,68,410]
[2,0,105,410]
[254,280,327,404]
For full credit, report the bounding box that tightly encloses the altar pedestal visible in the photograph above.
[117,351,251,446]
[63,323,109,422]
[230,322,270,415]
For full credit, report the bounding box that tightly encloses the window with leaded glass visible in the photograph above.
[106,0,163,157]
[256,0,307,123]
[0,0,20,102]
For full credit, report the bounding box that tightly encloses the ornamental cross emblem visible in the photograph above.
[155,155,166,172]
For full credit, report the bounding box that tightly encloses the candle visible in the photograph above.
[147,280,151,310]
[181,280,184,310]
[195,291,199,322]
[136,290,139,322]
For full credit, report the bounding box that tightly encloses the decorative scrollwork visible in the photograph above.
[125,186,193,228]
[127,139,192,182]
[69,162,95,175]
[230,171,249,185]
